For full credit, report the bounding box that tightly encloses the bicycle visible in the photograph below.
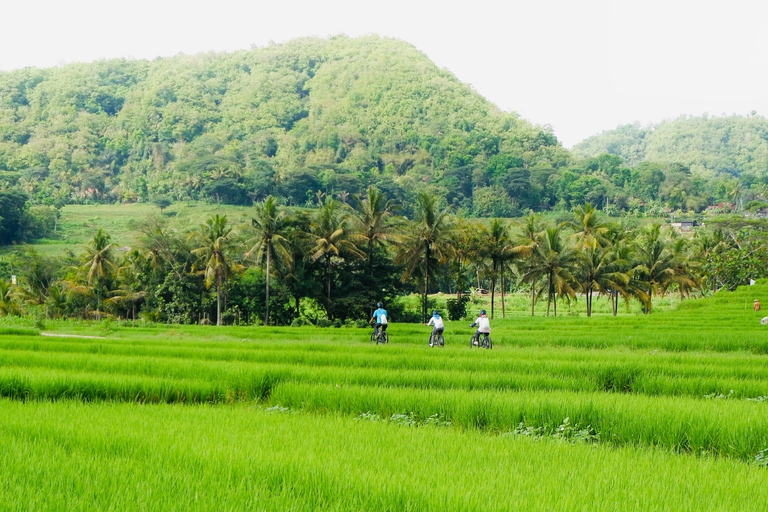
[370,329,389,345]
[429,331,445,347]
[470,332,492,349]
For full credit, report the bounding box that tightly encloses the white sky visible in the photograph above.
[2,0,767,147]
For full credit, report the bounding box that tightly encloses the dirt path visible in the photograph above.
[40,332,107,339]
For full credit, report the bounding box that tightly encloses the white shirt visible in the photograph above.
[427,316,444,329]
[473,316,490,333]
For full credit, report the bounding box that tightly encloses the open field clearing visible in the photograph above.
[1,283,768,509]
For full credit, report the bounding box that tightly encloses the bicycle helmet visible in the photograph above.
[377,302,383,308]
[432,310,440,317]
[479,309,487,315]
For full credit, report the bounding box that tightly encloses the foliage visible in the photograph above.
[445,295,469,321]
[0,36,565,213]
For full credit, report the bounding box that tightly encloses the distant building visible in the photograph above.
[670,220,697,232]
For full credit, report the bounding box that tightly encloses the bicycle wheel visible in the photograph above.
[469,335,476,348]
[437,334,444,347]
[380,331,389,344]
[370,331,377,344]
[482,335,492,349]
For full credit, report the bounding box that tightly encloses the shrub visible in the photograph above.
[446,295,470,321]
[316,318,333,328]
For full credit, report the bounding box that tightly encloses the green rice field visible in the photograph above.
[1,283,768,510]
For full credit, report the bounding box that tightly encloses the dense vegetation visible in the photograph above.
[3,193,768,326]
[3,35,768,229]
[1,281,768,510]
[0,35,565,217]
[573,115,768,213]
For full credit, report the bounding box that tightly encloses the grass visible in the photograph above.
[1,202,259,257]
[1,281,768,509]
[1,400,768,512]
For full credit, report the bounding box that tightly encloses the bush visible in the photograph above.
[290,318,306,327]
[446,295,470,321]
[316,318,333,328]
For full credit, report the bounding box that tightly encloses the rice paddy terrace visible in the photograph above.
[1,284,768,511]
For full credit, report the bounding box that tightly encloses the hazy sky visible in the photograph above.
[2,0,767,147]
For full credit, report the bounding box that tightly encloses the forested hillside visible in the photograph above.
[0,35,566,216]
[573,115,768,209]
[4,35,768,237]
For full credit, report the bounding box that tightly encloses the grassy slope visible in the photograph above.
[6,202,257,257]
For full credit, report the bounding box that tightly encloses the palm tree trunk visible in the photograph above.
[265,246,271,326]
[216,274,222,326]
[501,269,506,318]
[424,242,430,323]
[546,274,552,316]
[368,240,374,279]
[553,288,558,317]
[490,275,496,319]
[530,274,536,316]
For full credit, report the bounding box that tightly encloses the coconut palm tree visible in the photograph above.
[450,218,481,302]
[395,193,454,322]
[82,229,117,313]
[307,199,364,303]
[523,225,578,316]
[189,215,236,326]
[350,186,400,278]
[485,219,512,319]
[632,224,675,312]
[666,237,702,300]
[247,196,293,325]
[576,246,629,316]
[568,203,610,250]
[515,213,542,316]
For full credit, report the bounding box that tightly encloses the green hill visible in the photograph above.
[572,114,768,179]
[0,35,566,213]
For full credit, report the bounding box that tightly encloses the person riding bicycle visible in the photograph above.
[426,310,444,347]
[370,302,388,339]
[470,309,490,345]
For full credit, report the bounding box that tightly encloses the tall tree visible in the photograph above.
[307,199,364,305]
[515,213,542,316]
[632,224,675,312]
[667,237,701,300]
[395,193,454,322]
[189,215,236,326]
[568,203,610,250]
[82,229,117,313]
[485,219,511,319]
[247,196,293,325]
[350,186,400,277]
[524,226,577,316]
[576,246,628,317]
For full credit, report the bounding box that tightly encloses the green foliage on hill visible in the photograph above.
[0,35,566,211]
[573,114,768,178]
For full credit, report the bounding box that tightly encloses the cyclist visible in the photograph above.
[426,310,444,347]
[370,302,388,340]
[470,309,490,346]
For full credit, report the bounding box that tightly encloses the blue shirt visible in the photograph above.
[372,308,388,323]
